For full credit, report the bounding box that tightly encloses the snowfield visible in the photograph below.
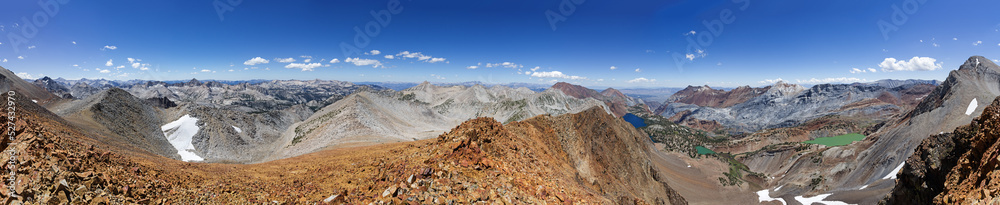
[756,189,787,205]
[162,114,204,162]
[883,162,905,179]
[966,98,978,115]
[233,126,242,133]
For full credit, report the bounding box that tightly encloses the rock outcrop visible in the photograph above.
[885,95,1000,204]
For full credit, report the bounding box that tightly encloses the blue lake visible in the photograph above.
[622,113,646,128]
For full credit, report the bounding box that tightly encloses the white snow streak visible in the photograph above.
[966,98,978,115]
[161,114,204,162]
[756,189,787,205]
[883,162,906,180]
[794,194,855,205]
[233,126,242,133]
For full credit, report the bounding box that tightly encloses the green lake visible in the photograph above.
[695,146,716,155]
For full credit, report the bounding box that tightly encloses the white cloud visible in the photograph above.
[345,58,383,68]
[102,45,117,50]
[758,78,785,84]
[131,62,141,68]
[17,56,24,60]
[466,66,478,69]
[635,68,641,72]
[105,59,113,66]
[531,66,541,71]
[626,77,656,83]
[597,79,604,82]
[850,68,865,73]
[304,59,312,63]
[428,57,446,63]
[329,58,340,63]
[284,63,323,71]
[953,38,958,41]
[15,72,37,79]
[3,59,7,62]
[99,69,111,73]
[276,58,296,63]
[933,43,940,47]
[685,49,707,61]
[228,69,235,72]
[243,57,269,65]
[879,56,942,72]
[300,55,312,59]
[139,66,149,71]
[868,68,877,73]
[71,41,77,45]
[116,65,125,69]
[201,69,212,73]
[27,46,35,49]
[610,66,617,70]
[530,71,587,80]
[796,77,868,84]
[430,74,445,80]
[686,30,696,35]
[369,50,381,55]
[974,41,983,46]
[127,58,135,63]
[384,55,395,59]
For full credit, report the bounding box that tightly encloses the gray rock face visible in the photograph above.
[838,56,1000,189]
[66,88,181,159]
[658,81,933,133]
[188,104,313,163]
[32,76,72,99]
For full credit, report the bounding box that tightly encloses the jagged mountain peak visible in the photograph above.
[959,55,999,72]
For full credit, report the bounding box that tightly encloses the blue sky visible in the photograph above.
[0,0,997,88]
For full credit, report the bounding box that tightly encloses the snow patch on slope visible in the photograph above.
[756,189,787,205]
[966,98,978,115]
[162,114,204,162]
[794,194,855,205]
[233,126,242,133]
[883,162,905,179]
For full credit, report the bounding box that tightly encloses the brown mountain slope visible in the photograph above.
[884,96,1000,204]
[552,82,631,117]
[0,66,62,106]
[2,92,685,204]
[665,85,767,108]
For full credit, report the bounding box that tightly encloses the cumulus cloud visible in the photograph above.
[304,59,312,63]
[384,55,395,59]
[610,66,617,70]
[71,41,76,45]
[275,58,296,63]
[395,51,445,63]
[369,50,381,55]
[634,68,641,73]
[626,77,656,83]
[284,63,323,71]
[466,66,478,69]
[850,68,876,74]
[17,56,24,59]
[796,77,868,84]
[243,57,269,65]
[879,56,942,72]
[102,45,117,50]
[530,71,587,80]
[428,57,446,63]
[15,72,38,79]
[345,58,383,68]
[105,59,113,66]
[116,65,125,69]
[758,78,785,84]
[99,69,111,73]
[430,74,445,80]
[868,68,877,73]
[201,69,212,73]
[974,41,983,46]
[531,66,540,71]
[131,62,141,68]
[685,49,707,61]
[127,58,135,63]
